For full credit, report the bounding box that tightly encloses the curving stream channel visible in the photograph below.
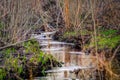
[31,31,97,80]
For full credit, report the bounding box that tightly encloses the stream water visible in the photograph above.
[31,31,97,80]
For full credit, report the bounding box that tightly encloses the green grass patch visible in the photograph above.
[89,29,120,49]
[63,30,91,38]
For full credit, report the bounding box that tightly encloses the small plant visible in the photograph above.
[0,68,6,80]
[23,39,44,63]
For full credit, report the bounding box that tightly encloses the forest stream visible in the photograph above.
[31,31,96,80]
[0,0,120,80]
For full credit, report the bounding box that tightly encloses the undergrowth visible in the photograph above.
[89,29,120,49]
[0,40,60,80]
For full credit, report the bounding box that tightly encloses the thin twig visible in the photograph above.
[0,38,34,51]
